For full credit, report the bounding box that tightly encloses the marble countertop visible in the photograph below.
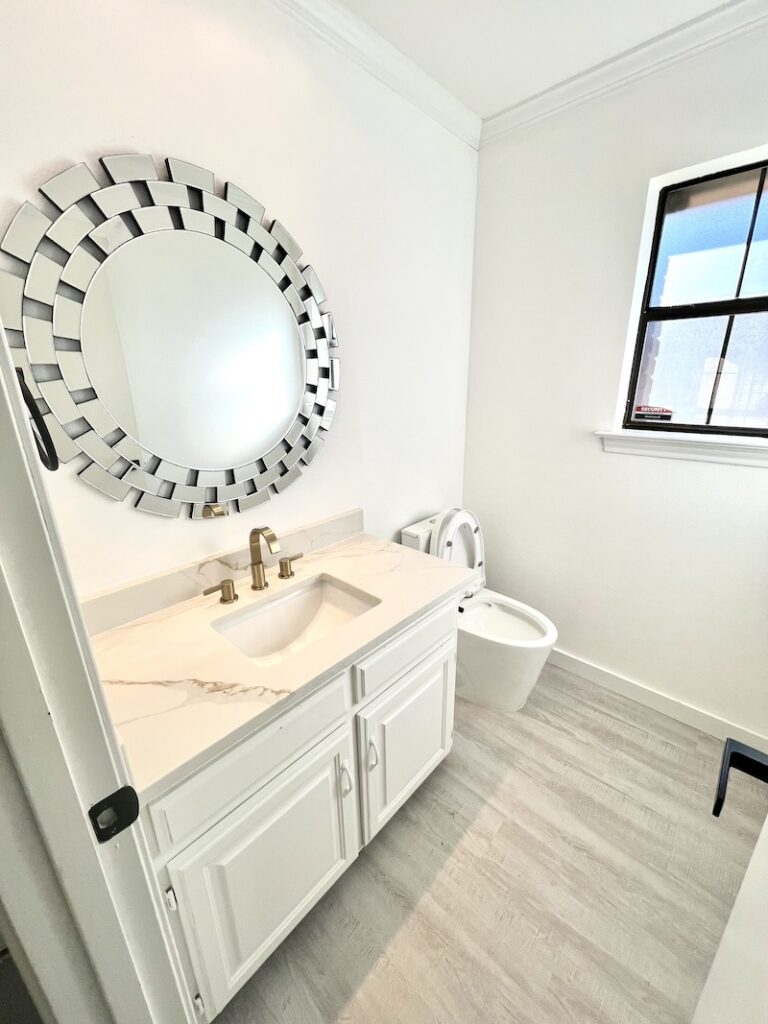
[91,534,473,798]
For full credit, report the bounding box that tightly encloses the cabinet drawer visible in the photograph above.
[149,671,350,855]
[353,601,456,702]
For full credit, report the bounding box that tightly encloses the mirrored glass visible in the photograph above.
[650,169,762,307]
[80,231,305,470]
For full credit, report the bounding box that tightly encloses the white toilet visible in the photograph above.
[401,509,557,713]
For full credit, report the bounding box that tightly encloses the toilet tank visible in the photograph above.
[400,513,439,553]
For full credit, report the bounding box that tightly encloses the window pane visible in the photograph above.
[739,178,768,297]
[630,317,729,426]
[710,313,768,429]
[650,169,762,307]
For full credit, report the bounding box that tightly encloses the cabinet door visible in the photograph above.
[168,725,358,1019]
[358,638,455,843]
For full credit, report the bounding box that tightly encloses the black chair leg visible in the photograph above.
[713,737,768,817]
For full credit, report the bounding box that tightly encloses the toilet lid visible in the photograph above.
[429,508,485,594]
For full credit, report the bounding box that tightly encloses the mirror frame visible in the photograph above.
[0,154,339,518]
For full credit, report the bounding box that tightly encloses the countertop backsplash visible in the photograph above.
[81,509,364,636]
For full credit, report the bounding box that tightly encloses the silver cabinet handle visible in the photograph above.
[340,762,353,797]
[367,738,380,770]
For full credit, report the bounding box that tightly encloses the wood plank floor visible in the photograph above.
[217,665,768,1024]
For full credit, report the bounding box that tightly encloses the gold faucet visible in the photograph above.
[203,579,238,604]
[249,526,281,590]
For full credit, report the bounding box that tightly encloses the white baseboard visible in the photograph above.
[549,648,768,750]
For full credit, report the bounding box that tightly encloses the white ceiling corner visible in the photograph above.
[275,0,768,149]
[267,0,482,148]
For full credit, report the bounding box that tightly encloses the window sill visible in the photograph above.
[596,430,768,467]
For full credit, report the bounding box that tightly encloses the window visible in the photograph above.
[624,158,768,438]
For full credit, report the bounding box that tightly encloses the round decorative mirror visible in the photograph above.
[0,154,339,518]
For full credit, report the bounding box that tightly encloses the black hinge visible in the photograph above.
[88,785,139,842]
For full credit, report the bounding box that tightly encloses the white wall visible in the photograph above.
[465,27,768,738]
[0,0,476,596]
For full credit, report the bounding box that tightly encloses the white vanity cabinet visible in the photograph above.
[357,639,455,842]
[149,601,458,1022]
[167,726,358,1017]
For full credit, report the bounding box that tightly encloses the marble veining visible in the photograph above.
[91,533,472,798]
[105,677,292,699]
[106,677,294,731]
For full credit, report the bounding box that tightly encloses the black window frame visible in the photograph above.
[624,158,768,439]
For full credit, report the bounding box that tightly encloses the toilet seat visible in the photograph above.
[459,588,557,649]
[429,507,485,595]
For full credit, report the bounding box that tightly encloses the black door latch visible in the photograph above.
[88,785,139,843]
[713,738,768,817]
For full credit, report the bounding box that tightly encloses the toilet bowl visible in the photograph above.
[401,509,557,713]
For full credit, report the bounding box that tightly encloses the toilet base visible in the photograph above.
[456,616,553,714]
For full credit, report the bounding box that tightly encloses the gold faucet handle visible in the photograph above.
[278,553,304,580]
[203,579,239,604]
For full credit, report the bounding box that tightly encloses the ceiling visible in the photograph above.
[334,0,731,118]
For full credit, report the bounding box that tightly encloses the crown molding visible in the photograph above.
[482,0,768,146]
[267,0,482,149]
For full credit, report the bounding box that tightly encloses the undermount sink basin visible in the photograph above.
[211,573,380,666]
